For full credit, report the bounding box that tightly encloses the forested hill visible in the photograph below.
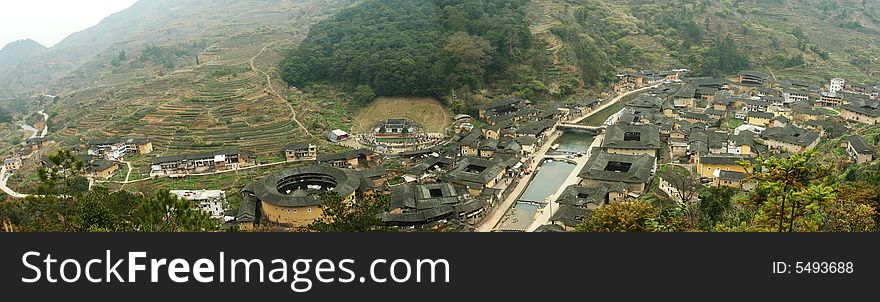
[280,0,534,97]
[282,0,880,109]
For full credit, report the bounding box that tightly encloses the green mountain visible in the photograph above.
[280,0,880,110]
[0,39,46,74]
[529,0,880,85]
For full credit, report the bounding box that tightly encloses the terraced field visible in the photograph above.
[63,63,310,157]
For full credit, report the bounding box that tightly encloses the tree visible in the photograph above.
[822,184,877,232]
[660,167,702,203]
[306,193,393,232]
[575,201,657,232]
[442,32,494,88]
[699,36,749,76]
[699,187,736,228]
[744,151,835,232]
[351,85,377,106]
[35,150,88,196]
[0,151,218,232]
[0,106,12,123]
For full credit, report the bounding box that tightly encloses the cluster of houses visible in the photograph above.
[150,149,254,178]
[2,137,49,175]
[631,71,879,207]
[540,71,879,231]
[238,70,878,231]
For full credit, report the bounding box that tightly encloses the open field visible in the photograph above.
[353,97,452,134]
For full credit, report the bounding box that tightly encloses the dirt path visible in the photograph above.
[250,43,312,137]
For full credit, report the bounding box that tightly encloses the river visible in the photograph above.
[553,130,595,154]
[498,160,577,231]
[19,124,39,138]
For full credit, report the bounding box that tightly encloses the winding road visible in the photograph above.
[1,110,50,198]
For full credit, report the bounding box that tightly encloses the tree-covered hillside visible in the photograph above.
[280,0,534,97]
[533,0,880,83]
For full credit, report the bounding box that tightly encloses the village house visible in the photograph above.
[88,138,153,161]
[727,132,755,156]
[765,96,786,108]
[784,89,811,104]
[442,156,520,196]
[477,98,527,120]
[840,99,880,125]
[481,125,501,140]
[548,205,588,231]
[613,72,646,93]
[755,87,782,98]
[578,150,655,197]
[550,185,616,230]
[25,137,48,151]
[818,92,843,107]
[759,125,821,153]
[478,139,498,158]
[713,171,753,191]
[695,154,752,179]
[150,149,254,177]
[844,83,875,97]
[382,182,478,226]
[458,131,481,157]
[742,99,771,112]
[747,111,774,127]
[847,136,874,164]
[3,157,22,171]
[738,71,769,86]
[710,98,730,111]
[601,124,662,157]
[792,105,824,122]
[830,78,845,93]
[316,148,376,169]
[770,115,790,128]
[328,129,350,142]
[516,119,556,145]
[88,159,119,179]
[681,111,715,125]
[239,165,374,228]
[284,144,318,161]
[695,87,719,101]
[170,190,228,219]
[673,84,696,108]
[669,138,689,158]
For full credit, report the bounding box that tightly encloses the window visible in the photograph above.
[307,208,312,213]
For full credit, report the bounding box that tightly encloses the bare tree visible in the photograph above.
[660,167,702,203]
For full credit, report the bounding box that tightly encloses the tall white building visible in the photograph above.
[169,190,228,218]
[830,78,845,93]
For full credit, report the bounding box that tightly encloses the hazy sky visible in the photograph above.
[0,0,138,48]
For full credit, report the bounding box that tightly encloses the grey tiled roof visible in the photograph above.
[578,151,654,184]
[602,124,662,150]
[848,136,873,154]
[244,165,364,208]
[760,125,820,148]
